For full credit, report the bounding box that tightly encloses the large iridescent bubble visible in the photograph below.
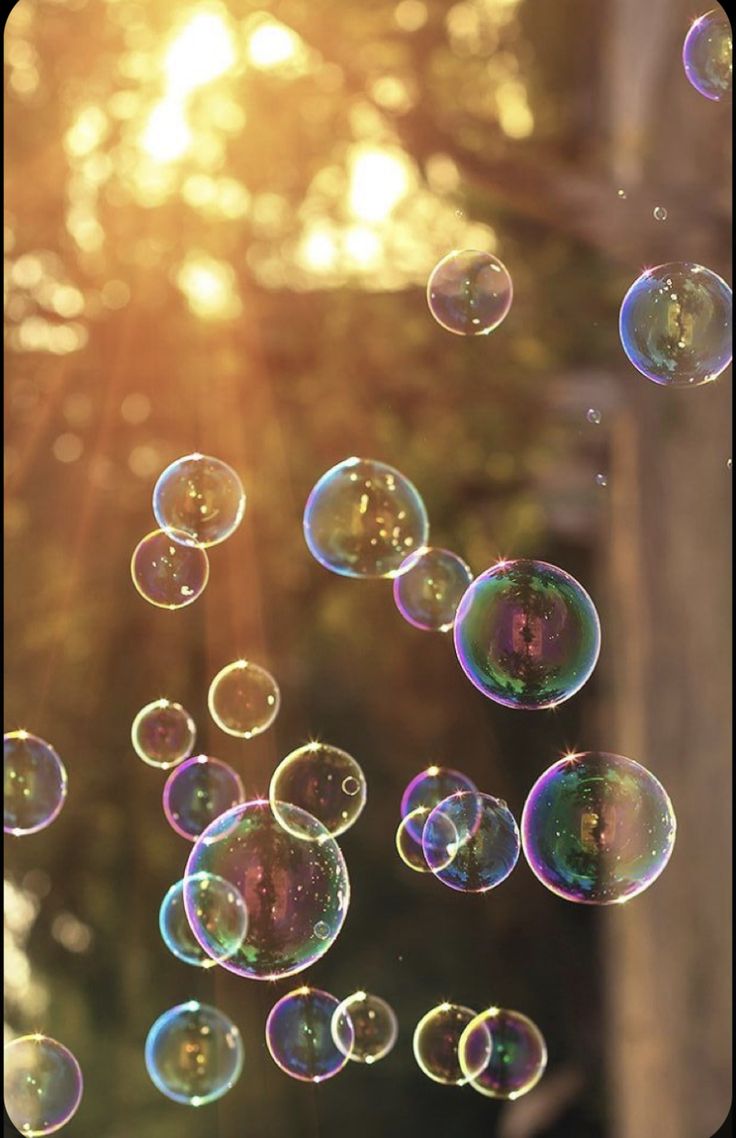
[270,742,366,839]
[4,732,67,836]
[413,1004,478,1085]
[453,559,601,709]
[208,660,280,739]
[185,799,350,979]
[303,457,429,578]
[131,699,196,769]
[159,874,248,967]
[427,251,513,336]
[683,10,732,101]
[130,528,209,609]
[619,263,732,386]
[4,1035,83,1136]
[459,1007,547,1099]
[266,988,352,1082]
[521,751,676,904]
[145,1001,243,1106]
[163,755,244,841]
[393,547,474,632]
[331,992,398,1064]
[400,765,477,844]
[153,453,246,548]
[422,792,520,893]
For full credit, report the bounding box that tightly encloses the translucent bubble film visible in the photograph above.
[131,699,196,769]
[163,755,245,841]
[331,991,398,1064]
[144,1001,244,1106]
[207,660,281,739]
[266,987,352,1083]
[159,874,248,967]
[393,547,474,632]
[427,251,513,336]
[413,1004,478,1085]
[153,453,246,547]
[270,742,367,839]
[422,791,520,892]
[130,528,210,609]
[459,1007,547,1100]
[4,1035,83,1137]
[4,732,67,836]
[683,10,733,101]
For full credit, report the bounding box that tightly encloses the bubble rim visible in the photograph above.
[265,987,352,1083]
[207,660,281,739]
[330,991,399,1063]
[158,873,248,968]
[130,527,210,609]
[392,546,474,632]
[422,791,521,893]
[130,699,196,769]
[426,249,514,337]
[269,742,367,839]
[152,452,246,548]
[3,731,68,837]
[458,1006,548,1100]
[3,1033,84,1136]
[144,999,244,1106]
[162,754,245,842]
[412,1002,478,1086]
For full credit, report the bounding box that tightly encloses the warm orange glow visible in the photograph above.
[163,10,237,95]
[348,148,413,222]
[246,20,302,69]
[141,98,192,163]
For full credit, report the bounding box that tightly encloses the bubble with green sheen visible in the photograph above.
[427,250,513,336]
[153,453,246,547]
[131,699,196,769]
[459,1008,547,1099]
[145,1001,243,1106]
[423,792,519,892]
[4,732,67,836]
[331,992,398,1064]
[130,528,209,609]
[413,1004,478,1085]
[619,263,732,386]
[4,1035,83,1136]
[453,559,601,709]
[303,457,429,578]
[163,755,244,841]
[269,742,366,839]
[266,988,352,1083]
[185,799,350,979]
[208,660,280,739]
[400,766,477,843]
[393,547,474,632]
[683,10,732,101]
[159,874,248,968]
[521,751,676,904]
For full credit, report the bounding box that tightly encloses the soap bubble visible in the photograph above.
[459,1008,547,1099]
[4,1035,83,1136]
[266,988,352,1082]
[145,1001,243,1106]
[395,808,438,873]
[131,699,196,769]
[393,547,474,632]
[422,792,520,892]
[163,755,244,841]
[331,992,398,1064]
[400,766,477,844]
[208,660,280,739]
[616,189,627,199]
[453,559,601,710]
[653,206,668,221]
[619,262,732,386]
[269,742,366,839]
[595,473,608,488]
[683,10,732,101]
[304,457,429,578]
[4,732,67,836]
[521,751,676,904]
[131,528,209,609]
[159,874,248,967]
[413,1004,477,1085]
[427,250,513,336]
[185,799,350,979]
[586,408,601,424]
[153,453,246,547]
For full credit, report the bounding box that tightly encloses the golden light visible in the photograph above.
[246,20,302,69]
[141,98,192,163]
[163,10,237,96]
[176,254,241,319]
[64,106,109,157]
[344,225,383,268]
[299,227,338,272]
[348,147,413,223]
[496,79,534,139]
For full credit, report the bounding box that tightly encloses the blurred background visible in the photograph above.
[3,0,732,1136]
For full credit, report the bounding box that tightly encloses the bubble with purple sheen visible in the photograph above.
[130,528,209,609]
[145,1001,243,1106]
[185,799,349,980]
[400,766,477,845]
[159,874,248,968]
[4,732,67,836]
[422,792,520,893]
[153,453,246,547]
[331,992,399,1064]
[459,1008,547,1099]
[413,1004,478,1085]
[427,250,513,336]
[131,699,196,769]
[393,547,474,632]
[4,1035,83,1135]
[453,559,601,710]
[682,10,732,101]
[163,755,244,841]
[521,751,676,905]
[266,988,353,1082]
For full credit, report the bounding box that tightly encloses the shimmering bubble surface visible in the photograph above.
[413,1004,477,1085]
[459,1008,547,1099]
[393,547,474,632]
[423,792,520,892]
[521,751,676,904]
[595,473,608,488]
[453,559,601,710]
[145,1001,243,1106]
[586,408,601,425]
[185,800,350,979]
[427,250,513,336]
[266,988,352,1083]
[400,766,477,844]
[4,1035,83,1136]
[270,743,366,838]
[131,700,196,769]
[304,457,429,579]
[653,206,668,221]
[159,874,248,967]
[131,528,209,609]
[331,992,398,1064]
[683,10,732,101]
[163,755,244,841]
[153,453,246,547]
[208,660,280,739]
[395,808,436,873]
[4,732,67,836]
[619,262,732,386]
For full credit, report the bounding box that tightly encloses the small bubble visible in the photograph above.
[653,206,668,221]
[455,209,464,219]
[342,776,360,797]
[617,189,627,199]
[313,921,330,941]
[595,474,608,488]
[728,459,732,471]
[586,409,602,425]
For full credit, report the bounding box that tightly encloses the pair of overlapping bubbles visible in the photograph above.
[396,767,520,892]
[413,1003,546,1100]
[266,987,398,1082]
[130,453,246,610]
[4,731,67,837]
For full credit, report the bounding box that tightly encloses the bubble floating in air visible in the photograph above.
[4,732,67,836]
[422,792,520,892]
[459,1007,547,1099]
[131,699,196,770]
[269,742,366,839]
[400,766,477,845]
[131,528,209,609]
[163,755,244,841]
[145,1001,243,1105]
[413,1004,477,1085]
[427,250,513,336]
[393,547,474,632]
[683,10,732,101]
[159,874,248,967]
[153,453,246,547]
[4,1035,83,1136]
[208,660,280,739]
[266,988,352,1082]
[331,992,399,1064]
